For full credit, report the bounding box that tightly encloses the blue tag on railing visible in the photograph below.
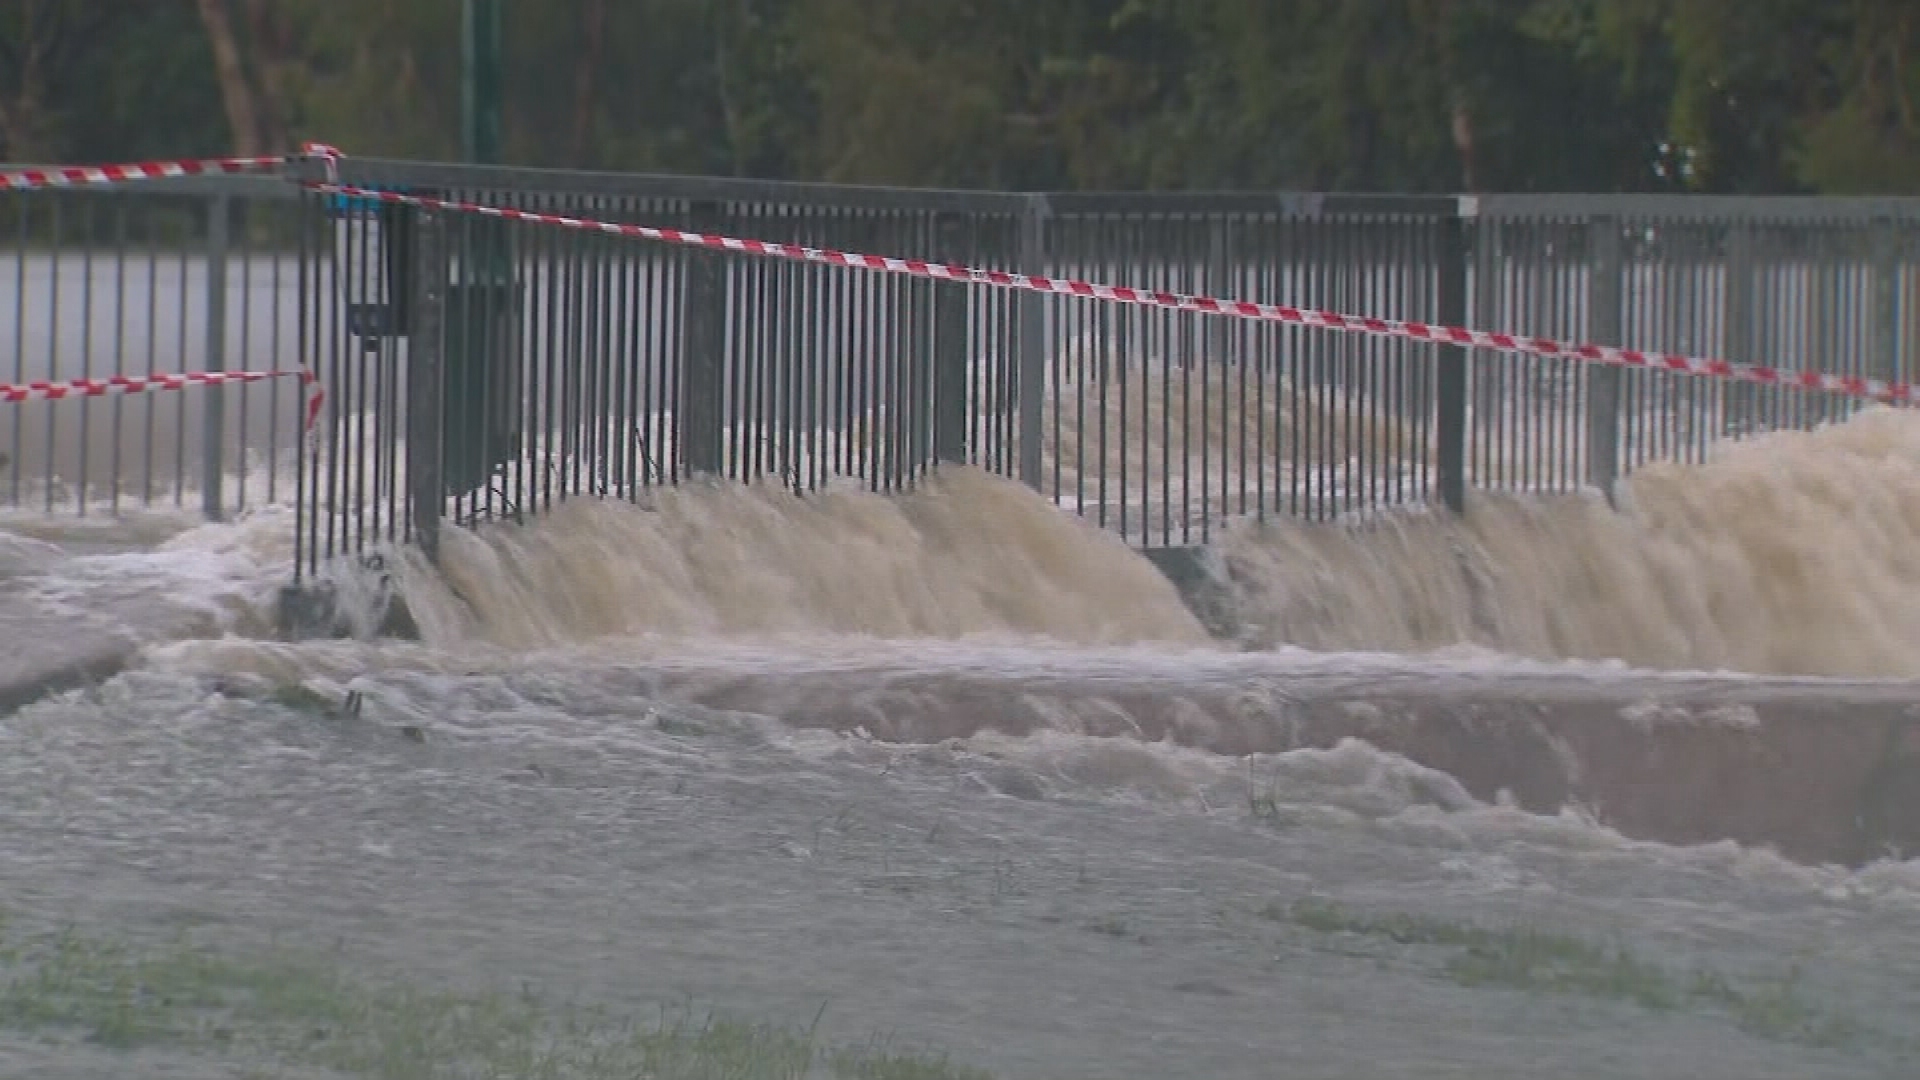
[325,187,414,220]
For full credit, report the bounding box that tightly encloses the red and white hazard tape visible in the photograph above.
[4,143,1902,408]
[0,150,333,432]
[302,174,1916,408]
[1,370,326,430]
[0,155,286,192]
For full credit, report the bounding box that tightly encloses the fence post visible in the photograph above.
[933,212,970,465]
[1435,203,1469,515]
[407,206,448,563]
[1587,215,1624,501]
[200,194,231,521]
[1016,195,1049,491]
[680,200,727,478]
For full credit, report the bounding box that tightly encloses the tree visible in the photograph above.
[1,0,1913,196]
[1788,0,1920,193]
[0,0,124,161]
[196,0,265,155]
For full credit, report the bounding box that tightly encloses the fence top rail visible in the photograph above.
[0,167,295,199]
[310,158,1471,221]
[311,158,1920,225]
[318,156,1034,216]
[1469,192,1920,223]
[1040,192,1460,218]
[14,146,1920,225]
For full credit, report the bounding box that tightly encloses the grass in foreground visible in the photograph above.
[0,916,992,1080]
[1271,898,1866,1050]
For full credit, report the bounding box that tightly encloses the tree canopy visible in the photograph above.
[2,0,1916,194]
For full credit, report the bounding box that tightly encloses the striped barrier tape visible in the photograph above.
[1,370,326,431]
[0,154,287,192]
[0,149,331,430]
[3,144,1904,409]
[296,164,1914,408]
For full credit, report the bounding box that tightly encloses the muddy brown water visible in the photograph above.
[5,427,1920,1077]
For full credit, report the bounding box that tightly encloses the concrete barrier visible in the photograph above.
[657,663,1920,867]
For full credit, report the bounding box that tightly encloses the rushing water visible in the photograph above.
[5,414,1920,1077]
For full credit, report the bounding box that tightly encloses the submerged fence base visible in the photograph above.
[274,553,418,642]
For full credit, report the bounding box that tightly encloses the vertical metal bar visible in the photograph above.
[1435,204,1470,516]
[1053,216,1068,507]
[750,219,769,483]
[1099,213,1116,531]
[1179,217,1196,542]
[1587,215,1623,499]
[173,212,190,507]
[294,191,312,580]
[1016,195,1048,490]
[590,207,613,493]
[1723,222,1755,437]
[7,194,25,507]
[346,203,369,548]
[540,196,562,507]
[1207,216,1231,542]
[860,214,879,487]
[834,216,852,478]
[1871,216,1901,385]
[1070,219,1087,513]
[563,198,584,499]
[617,208,639,499]
[1253,212,1271,522]
[202,194,231,520]
[777,214,798,489]
[77,198,95,515]
[44,199,62,513]
[234,199,253,512]
[681,200,726,476]
[932,213,969,465]
[408,207,448,562]
[110,201,129,514]
[322,198,343,558]
[801,213,821,490]
[266,203,286,507]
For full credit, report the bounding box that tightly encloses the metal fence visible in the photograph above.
[0,172,312,522]
[4,158,1917,576]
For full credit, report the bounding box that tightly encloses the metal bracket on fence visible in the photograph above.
[323,182,419,351]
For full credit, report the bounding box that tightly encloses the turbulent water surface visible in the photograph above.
[5,414,1920,1078]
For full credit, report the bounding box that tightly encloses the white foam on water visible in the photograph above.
[58,400,1920,688]
[8,396,1920,687]
[1215,405,1920,677]
[790,722,1920,910]
[390,466,1212,650]
[11,383,1920,913]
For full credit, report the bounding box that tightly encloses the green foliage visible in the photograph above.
[1,0,1916,193]
[0,916,996,1079]
[1273,898,1872,1051]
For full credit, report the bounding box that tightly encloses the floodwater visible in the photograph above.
[5,405,1920,1077]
